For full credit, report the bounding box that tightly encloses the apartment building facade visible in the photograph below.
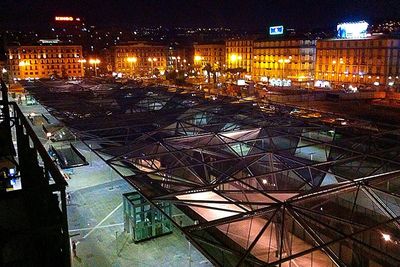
[315,37,400,88]
[253,39,316,86]
[7,44,84,80]
[113,42,168,76]
[225,39,253,73]
[193,42,225,70]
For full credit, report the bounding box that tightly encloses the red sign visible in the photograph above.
[55,16,74,21]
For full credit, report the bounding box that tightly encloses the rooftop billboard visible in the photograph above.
[337,21,368,39]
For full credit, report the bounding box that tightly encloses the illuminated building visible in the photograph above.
[252,38,316,86]
[225,39,254,73]
[113,42,167,76]
[315,37,400,89]
[193,42,225,69]
[7,44,84,80]
[167,44,193,71]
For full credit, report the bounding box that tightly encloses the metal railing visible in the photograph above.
[0,79,70,266]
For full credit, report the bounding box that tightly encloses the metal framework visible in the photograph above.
[27,81,400,267]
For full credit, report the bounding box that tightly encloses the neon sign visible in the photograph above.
[269,26,284,35]
[55,16,74,21]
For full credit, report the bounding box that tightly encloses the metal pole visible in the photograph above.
[94,62,97,77]
[130,62,133,77]
[115,231,119,256]
[188,241,192,267]
[336,64,339,88]
[0,79,13,155]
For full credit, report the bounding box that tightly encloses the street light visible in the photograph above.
[78,59,86,77]
[18,61,30,67]
[229,54,243,81]
[194,55,202,67]
[126,57,137,77]
[278,57,291,87]
[229,54,242,68]
[332,58,344,89]
[171,56,181,70]
[176,56,180,70]
[147,57,157,76]
[89,58,100,77]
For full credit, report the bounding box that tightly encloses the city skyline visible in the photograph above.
[2,1,400,267]
[1,0,400,30]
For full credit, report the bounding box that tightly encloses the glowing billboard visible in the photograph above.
[337,21,369,39]
[55,16,74,21]
[269,26,284,35]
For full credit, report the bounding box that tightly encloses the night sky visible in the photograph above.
[1,0,399,30]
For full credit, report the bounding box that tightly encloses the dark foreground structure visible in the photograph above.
[0,81,70,267]
[26,80,400,267]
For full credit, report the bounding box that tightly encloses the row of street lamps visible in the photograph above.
[125,56,188,77]
[125,56,158,77]
[16,58,101,77]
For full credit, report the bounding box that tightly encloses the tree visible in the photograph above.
[226,67,246,81]
[61,66,68,79]
[165,70,187,85]
[50,70,60,80]
[203,63,212,83]
[213,63,221,84]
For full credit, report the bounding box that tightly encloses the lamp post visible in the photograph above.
[171,56,180,70]
[2,68,8,82]
[278,57,291,87]
[127,57,137,78]
[332,60,337,89]
[78,59,86,78]
[229,54,242,80]
[332,58,343,89]
[18,61,31,80]
[230,54,242,69]
[89,58,100,77]
[194,55,202,70]
[147,57,157,76]
[194,55,202,82]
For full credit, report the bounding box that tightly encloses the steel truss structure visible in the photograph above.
[28,82,400,267]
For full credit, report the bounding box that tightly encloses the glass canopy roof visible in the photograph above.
[28,82,400,267]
